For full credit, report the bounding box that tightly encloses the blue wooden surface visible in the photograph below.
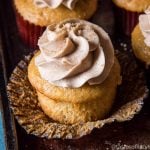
[0,106,6,150]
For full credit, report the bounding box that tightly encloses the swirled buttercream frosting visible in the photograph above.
[34,0,78,9]
[139,7,150,47]
[35,19,114,88]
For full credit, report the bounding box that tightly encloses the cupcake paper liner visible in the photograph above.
[7,50,148,139]
[15,10,45,50]
[113,5,140,36]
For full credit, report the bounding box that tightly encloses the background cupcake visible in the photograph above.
[112,0,150,36]
[132,8,150,66]
[14,0,98,49]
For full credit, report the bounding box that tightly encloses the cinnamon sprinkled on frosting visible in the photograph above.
[35,19,114,88]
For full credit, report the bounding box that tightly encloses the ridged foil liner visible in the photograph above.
[7,50,148,139]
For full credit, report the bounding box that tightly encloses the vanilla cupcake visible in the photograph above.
[132,8,150,65]
[112,0,150,36]
[28,19,121,124]
[7,19,148,139]
[14,0,98,49]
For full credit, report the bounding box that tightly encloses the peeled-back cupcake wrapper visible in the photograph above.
[15,10,45,49]
[7,50,148,139]
[113,5,140,36]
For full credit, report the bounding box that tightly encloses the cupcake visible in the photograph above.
[27,19,121,124]
[132,8,150,66]
[14,0,98,50]
[7,19,148,139]
[112,0,150,36]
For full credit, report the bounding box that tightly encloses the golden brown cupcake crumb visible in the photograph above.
[35,57,121,124]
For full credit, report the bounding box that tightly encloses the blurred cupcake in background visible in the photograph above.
[112,0,150,36]
[14,0,98,49]
[132,7,150,66]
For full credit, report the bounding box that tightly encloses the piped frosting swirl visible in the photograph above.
[34,0,78,9]
[35,19,114,88]
[139,7,150,47]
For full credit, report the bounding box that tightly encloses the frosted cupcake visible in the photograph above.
[132,7,150,65]
[7,19,148,139]
[14,0,98,49]
[27,19,121,124]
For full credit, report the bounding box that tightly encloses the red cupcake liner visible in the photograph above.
[113,5,141,36]
[15,10,46,50]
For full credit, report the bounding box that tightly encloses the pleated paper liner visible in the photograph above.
[15,10,45,50]
[113,5,141,36]
[7,50,148,139]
